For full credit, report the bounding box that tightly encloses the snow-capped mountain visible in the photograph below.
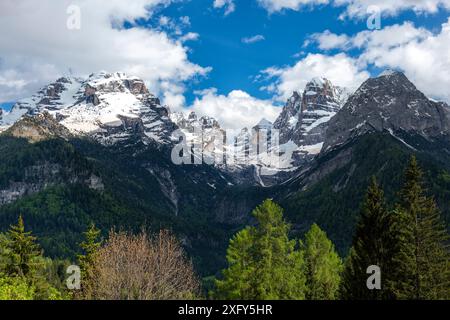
[323,70,450,152]
[0,72,176,145]
[273,77,350,168]
[170,111,227,164]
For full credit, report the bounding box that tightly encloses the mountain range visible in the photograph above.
[0,70,449,276]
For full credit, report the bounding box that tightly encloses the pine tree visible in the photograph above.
[302,224,343,300]
[340,177,394,300]
[77,223,101,299]
[2,215,42,278]
[392,156,450,300]
[214,199,307,300]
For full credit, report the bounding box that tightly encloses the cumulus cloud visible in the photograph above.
[261,53,369,101]
[306,20,450,102]
[213,0,236,16]
[257,0,329,13]
[0,0,209,108]
[190,88,280,130]
[242,35,266,44]
[336,0,450,18]
[257,0,450,17]
[307,30,351,50]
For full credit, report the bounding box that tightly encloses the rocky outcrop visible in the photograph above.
[323,70,450,152]
[0,161,104,205]
[272,78,348,172]
[3,111,72,143]
[273,91,302,144]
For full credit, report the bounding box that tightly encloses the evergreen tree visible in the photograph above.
[392,156,450,300]
[302,224,342,300]
[0,216,62,300]
[214,199,307,300]
[2,215,41,278]
[76,223,101,298]
[340,177,394,300]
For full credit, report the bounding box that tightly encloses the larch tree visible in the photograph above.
[302,224,343,300]
[214,199,307,300]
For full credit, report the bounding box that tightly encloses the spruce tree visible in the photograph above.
[214,199,307,300]
[77,223,101,299]
[392,156,450,300]
[2,215,41,278]
[301,224,343,300]
[0,217,62,300]
[340,177,394,300]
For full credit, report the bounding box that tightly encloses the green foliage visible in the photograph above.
[282,132,450,259]
[341,158,450,300]
[77,223,101,299]
[0,216,63,300]
[390,156,450,300]
[1,215,42,278]
[301,224,343,300]
[0,274,35,300]
[340,177,396,300]
[214,199,307,300]
[78,223,101,273]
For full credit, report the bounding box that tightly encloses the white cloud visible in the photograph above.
[262,53,369,101]
[0,0,208,108]
[307,20,450,102]
[257,0,450,17]
[307,30,350,50]
[336,0,450,18]
[179,32,200,42]
[190,88,280,130]
[257,0,329,13]
[213,0,236,16]
[242,35,266,44]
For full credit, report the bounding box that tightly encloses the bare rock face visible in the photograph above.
[271,77,348,172]
[273,91,302,144]
[3,111,72,143]
[323,71,450,152]
[291,78,343,147]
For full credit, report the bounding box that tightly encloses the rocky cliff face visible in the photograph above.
[272,77,349,170]
[273,91,302,144]
[3,111,72,143]
[323,70,450,152]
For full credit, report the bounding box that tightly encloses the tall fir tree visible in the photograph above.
[1,215,42,278]
[214,199,307,300]
[340,177,395,300]
[391,156,450,300]
[301,224,343,300]
[76,223,101,299]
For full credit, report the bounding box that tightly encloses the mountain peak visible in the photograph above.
[323,72,450,152]
[377,69,403,78]
[254,118,273,129]
[3,111,72,143]
[0,72,176,145]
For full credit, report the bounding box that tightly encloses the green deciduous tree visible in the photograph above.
[302,224,343,300]
[214,199,307,300]
[0,274,35,300]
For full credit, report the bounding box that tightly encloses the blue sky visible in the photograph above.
[1,0,450,128]
[151,1,449,104]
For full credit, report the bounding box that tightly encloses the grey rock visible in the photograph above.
[323,71,450,152]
